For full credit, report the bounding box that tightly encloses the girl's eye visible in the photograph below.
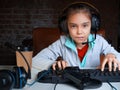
[71,24,77,28]
[83,24,88,28]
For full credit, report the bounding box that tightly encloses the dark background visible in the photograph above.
[0,0,120,65]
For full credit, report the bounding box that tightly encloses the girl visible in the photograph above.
[32,2,120,72]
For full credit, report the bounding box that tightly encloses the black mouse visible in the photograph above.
[54,64,63,75]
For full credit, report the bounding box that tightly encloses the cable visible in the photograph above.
[107,81,117,90]
[26,69,51,86]
[17,49,31,79]
[4,42,31,79]
[54,83,58,90]
[53,78,60,90]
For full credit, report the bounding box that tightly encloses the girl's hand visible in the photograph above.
[101,53,120,71]
[52,56,68,70]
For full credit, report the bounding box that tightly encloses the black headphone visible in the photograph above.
[0,43,31,90]
[58,2,101,34]
[0,67,28,90]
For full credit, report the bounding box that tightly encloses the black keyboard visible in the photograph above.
[80,68,120,82]
[37,67,120,83]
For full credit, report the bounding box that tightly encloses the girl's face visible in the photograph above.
[67,12,91,46]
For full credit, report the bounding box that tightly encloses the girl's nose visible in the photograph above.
[77,27,83,34]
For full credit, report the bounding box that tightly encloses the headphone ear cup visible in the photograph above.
[0,70,15,90]
[13,67,27,89]
[91,14,101,33]
[60,21,68,34]
[58,16,68,34]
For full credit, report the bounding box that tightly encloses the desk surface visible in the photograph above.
[13,82,120,90]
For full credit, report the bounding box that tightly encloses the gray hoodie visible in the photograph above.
[32,34,120,70]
